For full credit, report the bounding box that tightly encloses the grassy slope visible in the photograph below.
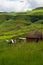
[0,41,43,65]
[0,9,43,39]
[0,8,43,65]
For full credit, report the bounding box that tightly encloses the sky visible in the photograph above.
[0,0,43,12]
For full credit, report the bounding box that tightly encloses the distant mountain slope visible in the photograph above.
[0,7,43,39]
[33,7,43,10]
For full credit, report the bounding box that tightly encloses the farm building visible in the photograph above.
[19,38,26,43]
[26,29,43,42]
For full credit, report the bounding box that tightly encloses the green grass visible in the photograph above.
[0,8,43,65]
[0,41,43,65]
[0,9,43,40]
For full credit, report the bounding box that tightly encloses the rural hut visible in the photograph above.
[19,38,26,43]
[26,29,43,42]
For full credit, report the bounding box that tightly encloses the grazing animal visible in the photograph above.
[5,39,10,42]
[11,39,14,44]
[5,39,11,45]
[14,40,16,44]
[5,39,16,46]
[11,39,16,44]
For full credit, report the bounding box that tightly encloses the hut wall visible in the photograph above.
[26,38,40,43]
[26,38,34,42]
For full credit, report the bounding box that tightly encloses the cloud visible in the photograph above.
[0,0,43,12]
[35,0,43,6]
[27,0,43,9]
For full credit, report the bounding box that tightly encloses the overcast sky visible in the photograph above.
[0,0,43,12]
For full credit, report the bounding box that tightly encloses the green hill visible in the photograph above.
[33,7,43,10]
[0,8,43,39]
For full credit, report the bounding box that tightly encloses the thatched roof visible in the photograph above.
[26,29,43,39]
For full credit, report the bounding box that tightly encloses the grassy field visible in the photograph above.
[0,9,43,39]
[0,41,43,65]
[0,7,43,65]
